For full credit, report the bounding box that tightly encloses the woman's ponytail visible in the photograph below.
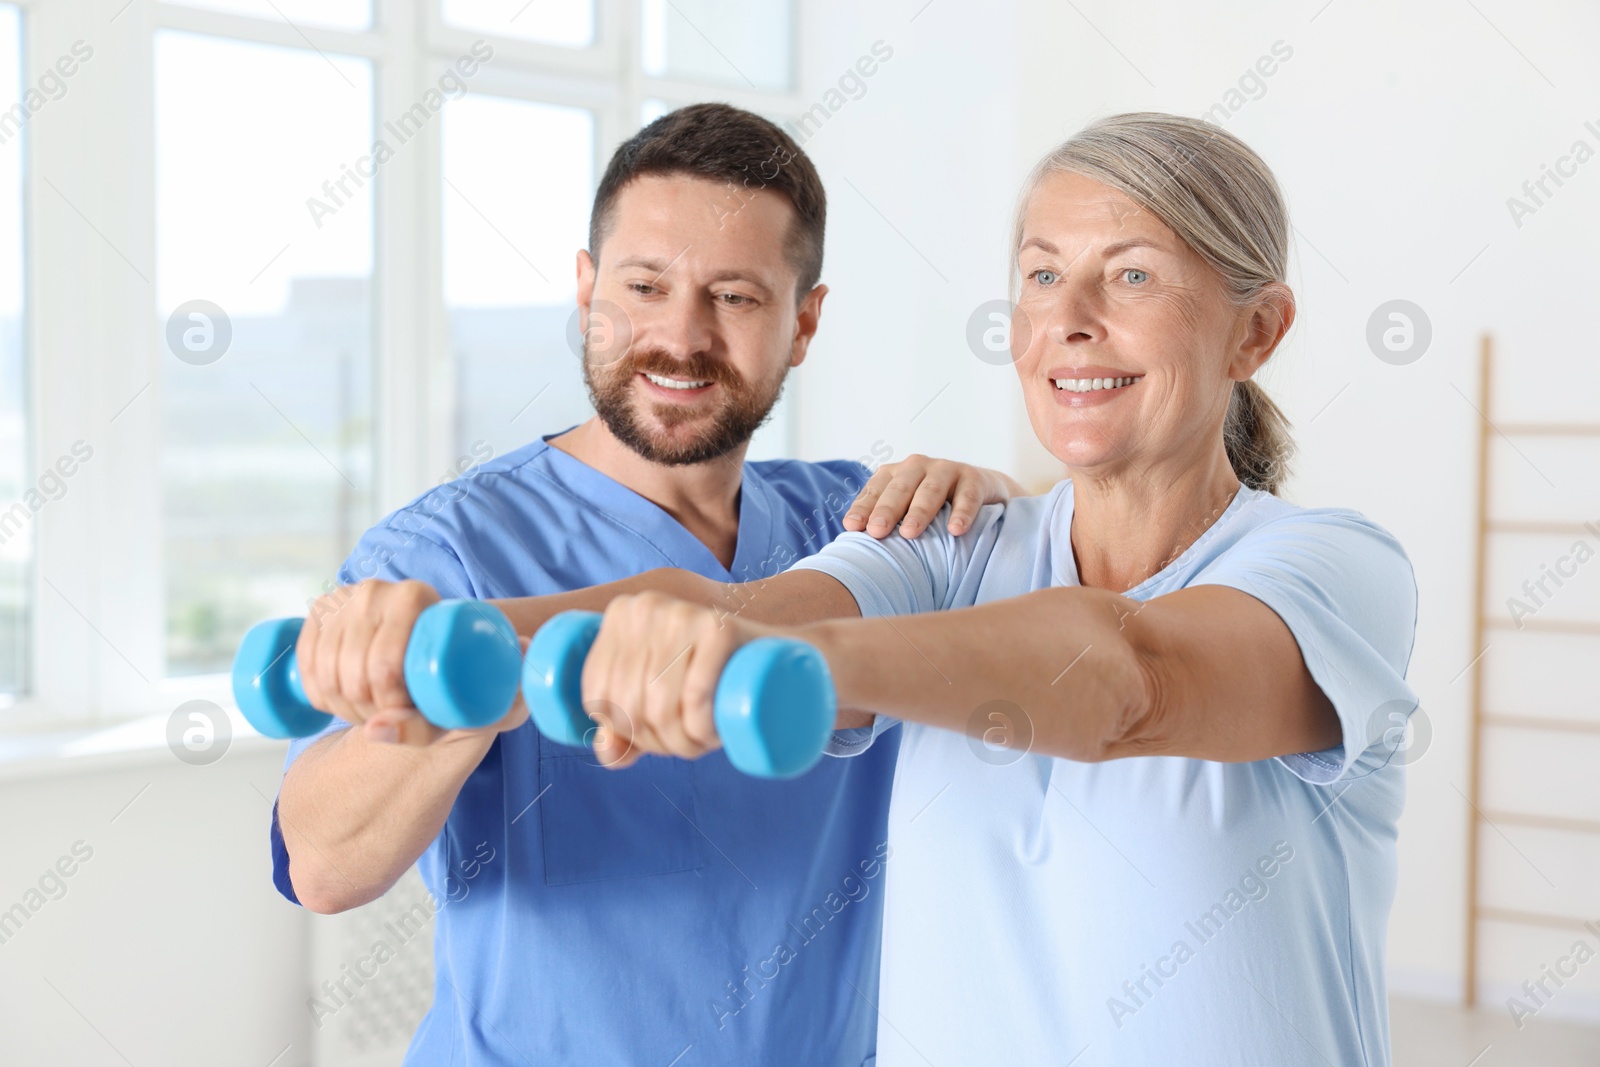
[1223,378,1294,495]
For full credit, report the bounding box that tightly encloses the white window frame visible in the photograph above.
[7,0,804,732]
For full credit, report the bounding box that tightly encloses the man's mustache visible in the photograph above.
[604,349,745,391]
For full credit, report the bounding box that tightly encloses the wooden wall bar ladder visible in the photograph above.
[1464,332,1600,1005]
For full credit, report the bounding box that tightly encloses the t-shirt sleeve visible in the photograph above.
[788,502,1007,756]
[788,500,1005,616]
[269,524,474,905]
[1190,508,1420,785]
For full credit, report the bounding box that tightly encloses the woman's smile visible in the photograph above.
[1045,365,1145,406]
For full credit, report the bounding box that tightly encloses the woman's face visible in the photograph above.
[1011,170,1272,481]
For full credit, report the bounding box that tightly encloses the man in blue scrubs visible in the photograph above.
[271,103,1017,1065]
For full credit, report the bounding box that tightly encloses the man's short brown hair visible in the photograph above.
[588,103,826,299]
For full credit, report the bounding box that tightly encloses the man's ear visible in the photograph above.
[790,283,828,368]
[1228,284,1295,382]
[576,249,597,329]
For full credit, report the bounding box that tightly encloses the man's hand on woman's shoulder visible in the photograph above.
[844,456,1026,540]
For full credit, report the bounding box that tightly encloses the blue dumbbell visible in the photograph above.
[232,600,524,739]
[522,610,837,779]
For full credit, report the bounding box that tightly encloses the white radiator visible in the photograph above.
[305,866,435,1067]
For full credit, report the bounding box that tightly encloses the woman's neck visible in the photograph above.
[1068,447,1243,593]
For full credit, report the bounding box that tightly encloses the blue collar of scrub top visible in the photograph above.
[535,427,778,585]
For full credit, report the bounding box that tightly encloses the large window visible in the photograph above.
[166,0,372,32]
[441,0,593,48]
[155,32,375,676]
[641,0,793,91]
[0,4,24,700]
[6,1,802,724]
[443,95,594,459]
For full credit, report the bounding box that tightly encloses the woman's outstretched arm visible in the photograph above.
[577,581,1339,768]
[803,583,1339,763]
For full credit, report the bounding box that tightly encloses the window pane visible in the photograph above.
[442,94,593,460]
[156,32,373,677]
[163,0,371,32]
[0,4,26,699]
[641,0,792,92]
[441,0,594,49]
[641,97,670,125]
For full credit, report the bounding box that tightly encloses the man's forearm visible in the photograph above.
[491,566,859,635]
[496,569,874,732]
[490,568,724,637]
[277,725,496,913]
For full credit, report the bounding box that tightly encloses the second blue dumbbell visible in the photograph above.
[522,610,837,779]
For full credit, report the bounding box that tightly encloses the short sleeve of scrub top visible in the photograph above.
[269,525,476,905]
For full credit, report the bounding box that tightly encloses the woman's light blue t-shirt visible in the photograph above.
[790,479,1420,1067]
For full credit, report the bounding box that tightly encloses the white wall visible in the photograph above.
[0,739,308,1064]
[791,0,1022,476]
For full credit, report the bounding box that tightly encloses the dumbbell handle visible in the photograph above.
[232,600,523,739]
[521,610,837,779]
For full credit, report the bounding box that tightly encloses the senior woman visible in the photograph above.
[560,112,1420,1066]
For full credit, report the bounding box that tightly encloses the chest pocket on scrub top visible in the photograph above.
[537,732,707,886]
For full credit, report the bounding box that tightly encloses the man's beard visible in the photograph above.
[583,342,788,466]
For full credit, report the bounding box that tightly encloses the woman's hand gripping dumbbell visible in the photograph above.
[232,581,527,745]
[522,594,837,778]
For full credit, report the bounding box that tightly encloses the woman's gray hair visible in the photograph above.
[1012,112,1295,495]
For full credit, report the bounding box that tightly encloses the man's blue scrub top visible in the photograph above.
[270,434,899,1067]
